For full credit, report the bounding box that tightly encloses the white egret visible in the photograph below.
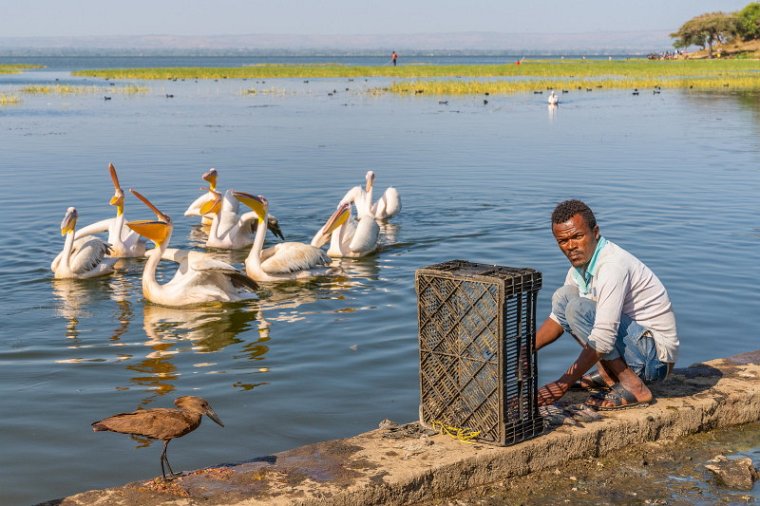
[127,189,258,307]
[63,163,146,257]
[52,207,116,279]
[234,191,342,282]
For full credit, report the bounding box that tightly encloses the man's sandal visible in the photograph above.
[586,383,652,411]
[569,371,609,391]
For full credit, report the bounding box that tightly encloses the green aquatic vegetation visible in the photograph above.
[73,59,760,81]
[20,84,149,95]
[386,75,760,95]
[0,94,21,105]
[0,63,42,74]
[242,87,290,96]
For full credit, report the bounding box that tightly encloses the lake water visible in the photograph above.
[1,59,759,505]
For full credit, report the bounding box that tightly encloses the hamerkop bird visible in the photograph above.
[92,396,224,479]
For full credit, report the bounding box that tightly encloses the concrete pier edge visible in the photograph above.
[47,350,760,505]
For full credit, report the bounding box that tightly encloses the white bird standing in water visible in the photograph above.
[311,202,379,258]
[71,163,147,257]
[51,207,116,279]
[127,189,258,306]
[234,191,343,282]
[339,170,401,221]
[548,90,559,105]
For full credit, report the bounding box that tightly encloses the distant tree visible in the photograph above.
[671,12,738,57]
[736,2,760,40]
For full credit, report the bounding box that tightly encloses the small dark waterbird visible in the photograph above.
[92,396,224,479]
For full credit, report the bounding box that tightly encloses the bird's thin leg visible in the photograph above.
[161,440,176,479]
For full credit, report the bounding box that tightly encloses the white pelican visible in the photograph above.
[184,168,219,226]
[339,170,401,221]
[234,191,342,282]
[311,202,379,258]
[52,207,116,279]
[548,90,559,105]
[72,163,146,257]
[203,189,285,250]
[127,189,258,307]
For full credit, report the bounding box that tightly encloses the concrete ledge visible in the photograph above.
[47,350,760,505]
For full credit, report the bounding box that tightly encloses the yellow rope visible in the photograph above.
[431,420,481,444]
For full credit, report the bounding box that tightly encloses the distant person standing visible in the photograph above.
[391,51,398,66]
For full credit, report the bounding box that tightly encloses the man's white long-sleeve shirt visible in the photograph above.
[549,240,679,363]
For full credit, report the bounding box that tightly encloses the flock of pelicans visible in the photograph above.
[51,164,401,307]
[54,165,399,479]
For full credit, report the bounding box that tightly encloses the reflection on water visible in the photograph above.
[52,275,135,343]
[548,103,558,122]
[142,302,259,353]
[5,69,760,506]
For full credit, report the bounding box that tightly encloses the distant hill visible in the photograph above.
[0,31,673,55]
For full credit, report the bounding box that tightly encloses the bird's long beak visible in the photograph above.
[129,189,171,223]
[320,202,350,239]
[233,191,267,221]
[60,207,78,235]
[205,406,224,427]
[365,170,375,192]
[108,164,125,212]
[127,220,171,246]
[199,188,222,215]
[109,163,121,190]
[202,168,218,191]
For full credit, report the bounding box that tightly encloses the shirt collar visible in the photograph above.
[571,236,607,295]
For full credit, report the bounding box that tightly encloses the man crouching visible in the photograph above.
[536,199,678,410]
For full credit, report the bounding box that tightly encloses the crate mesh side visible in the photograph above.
[418,274,502,442]
[417,262,543,446]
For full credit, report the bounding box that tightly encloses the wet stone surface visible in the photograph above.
[417,422,760,506]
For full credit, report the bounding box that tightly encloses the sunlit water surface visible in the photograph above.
[1,65,759,504]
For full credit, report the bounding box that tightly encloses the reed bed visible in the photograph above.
[0,63,42,74]
[387,75,760,95]
[72,59,760,81]
[0,94,21,105]
[20,84,148,95]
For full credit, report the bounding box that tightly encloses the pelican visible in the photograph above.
[234,191,342,282]
[185,169,285,243]
[548,90,559,105]
[339,170,401,221]
[51,207,116,279]
[311,202,379,258]
[203,189,284,250]
[127,189,258,307]
[184,168,218,226]
[72,163,147,257]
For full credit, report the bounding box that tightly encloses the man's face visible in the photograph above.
[552,213,600,268]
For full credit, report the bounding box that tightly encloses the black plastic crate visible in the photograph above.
[416,260,544,445]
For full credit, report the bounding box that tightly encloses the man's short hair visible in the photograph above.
[551,199,597,229]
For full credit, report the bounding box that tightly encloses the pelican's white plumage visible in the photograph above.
[548,90,559,105]
[128,190,258,307]
[203,189,262,249]
[235,191,342,282]
[52,207,116,279]
[312,202,379,258]
[184,168,218,226]
[339,170,401,221]
[70,163,146,257]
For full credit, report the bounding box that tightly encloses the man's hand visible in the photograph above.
[537,381,568,406]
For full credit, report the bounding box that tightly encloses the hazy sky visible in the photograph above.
[1,0,753,37]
